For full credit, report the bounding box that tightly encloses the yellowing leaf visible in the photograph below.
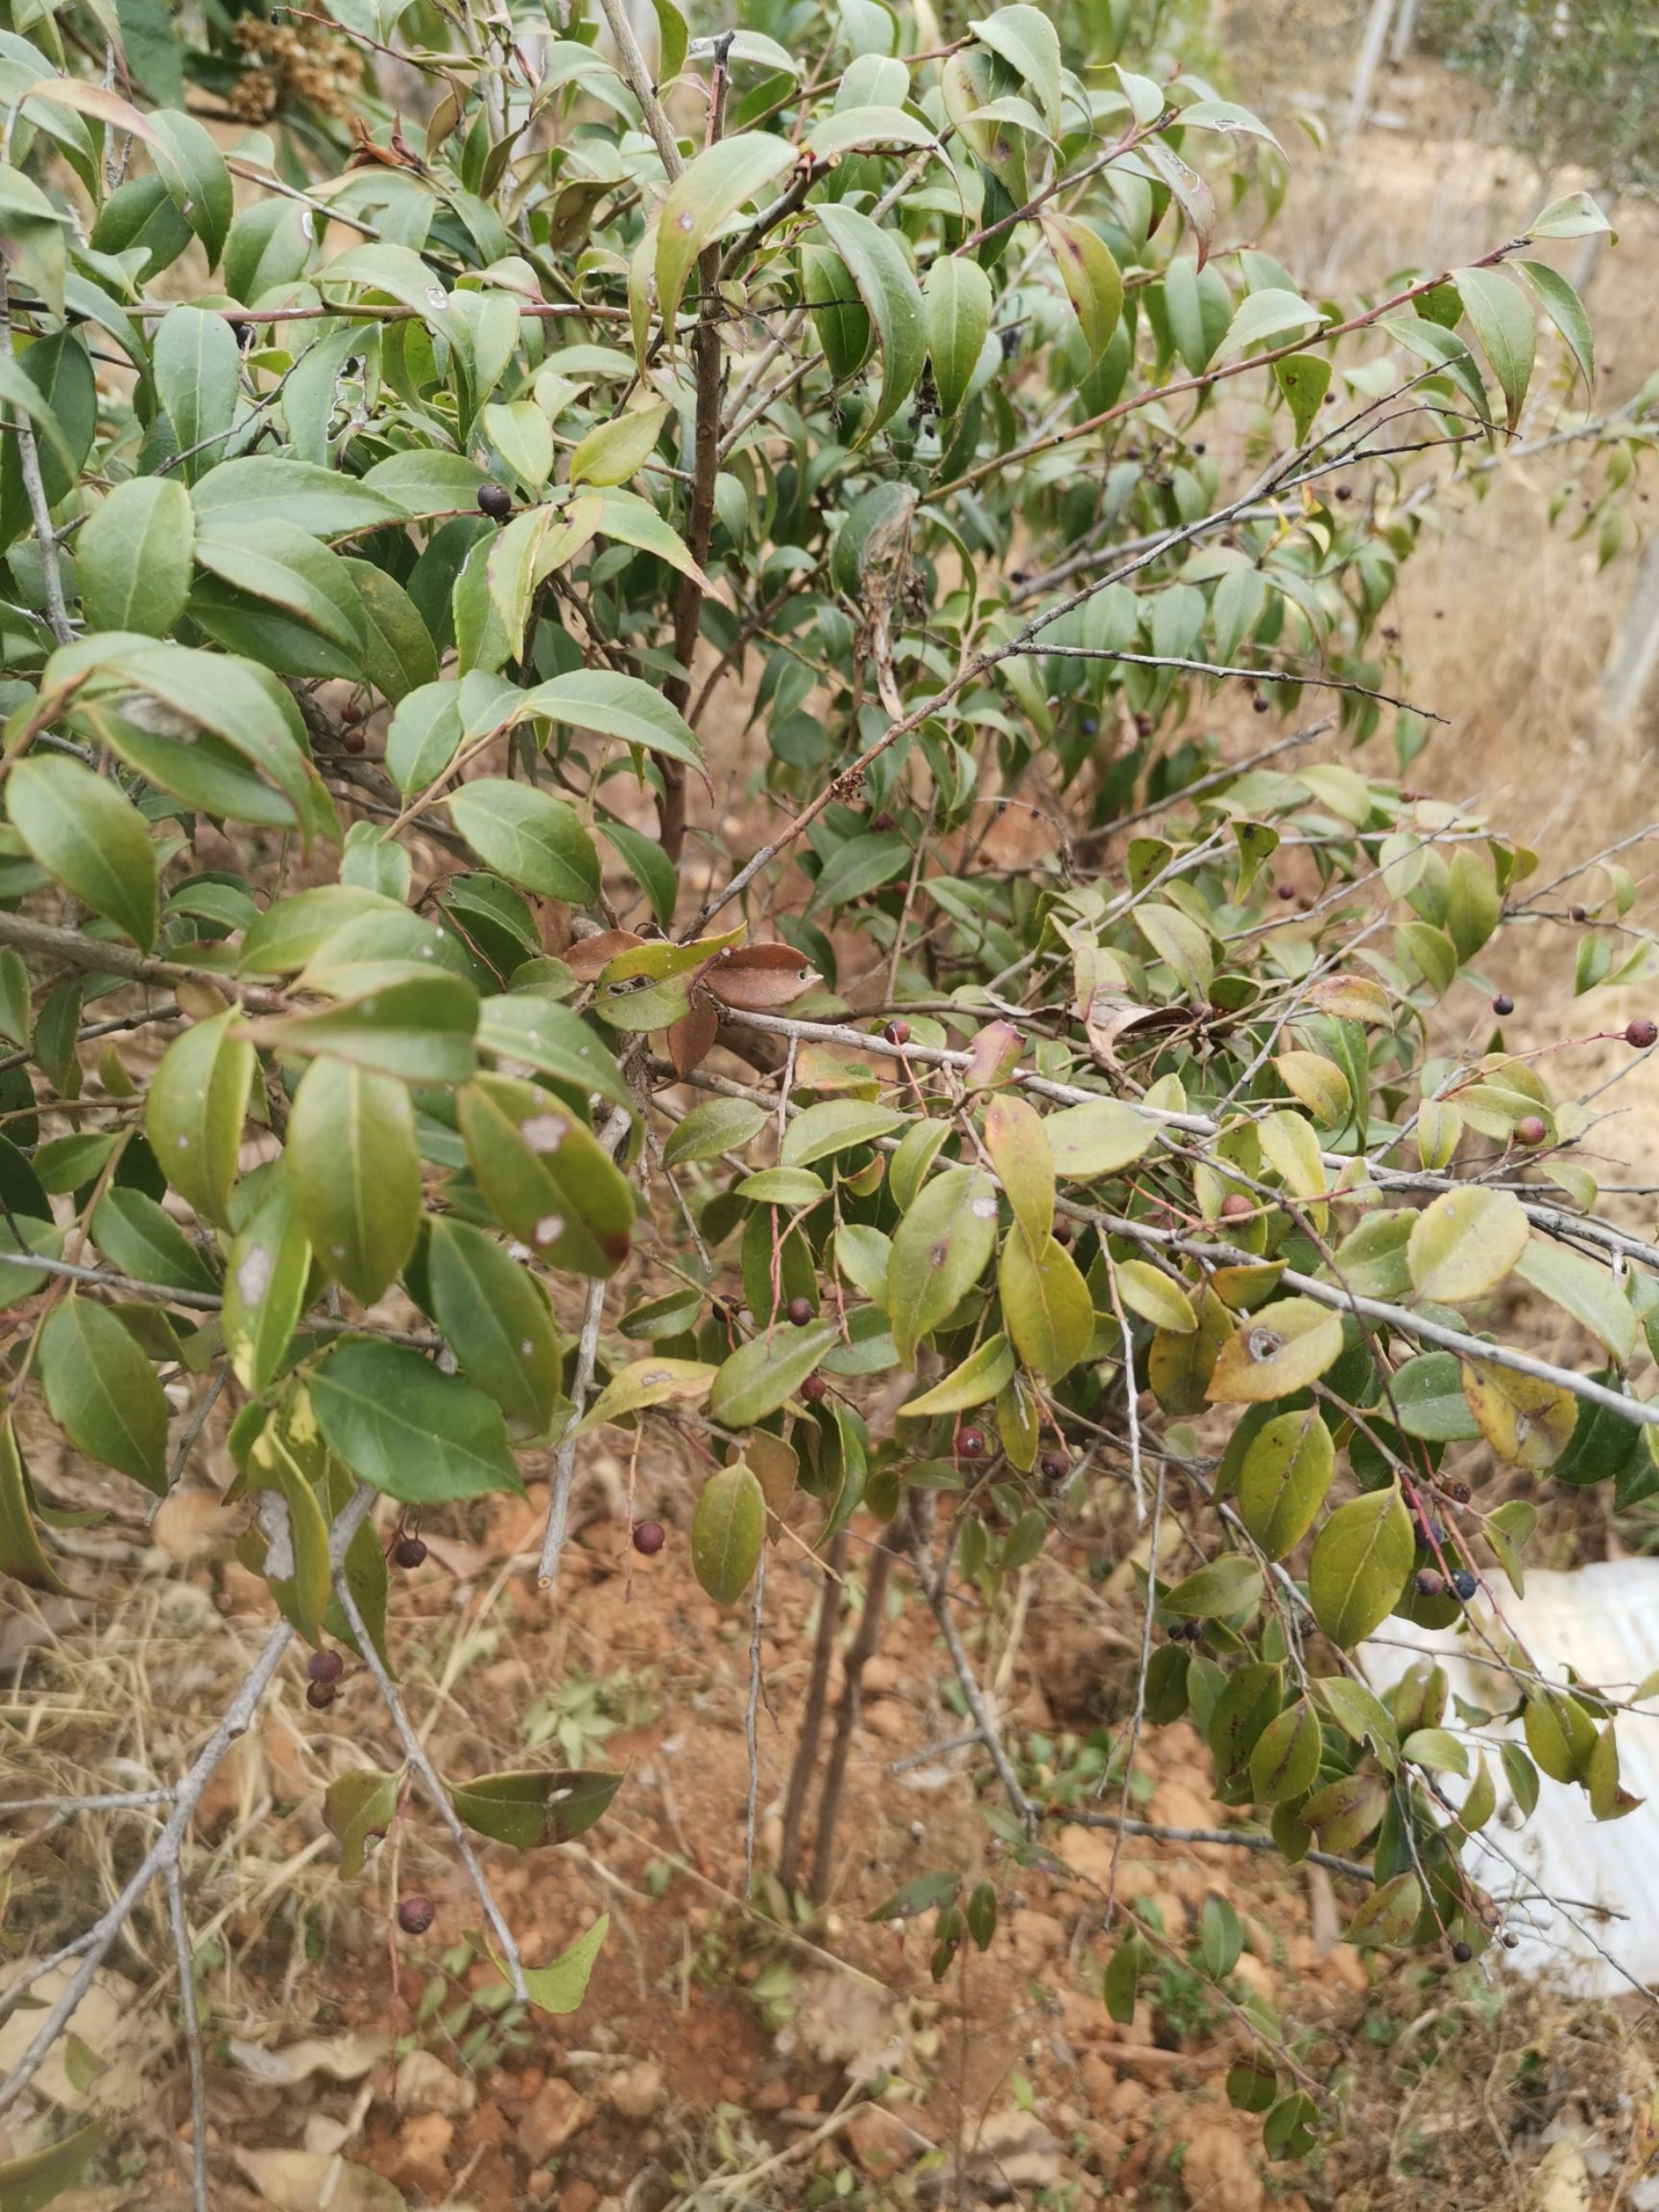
[998,1230,1094,1377]
[1113,1258,1194,1334]
[1206,1298,1344,1404]
[569,401,670,489]
[1459,1358,1578,1471]
[1406,1186,1528,1305]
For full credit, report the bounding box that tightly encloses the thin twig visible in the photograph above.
[906,1527,1035,1830]
[743,1547,765,1897]
[331,1537,530,2005]
[0,263,73,645]
[164,1862,210,2212]
[538,1107,631,1591]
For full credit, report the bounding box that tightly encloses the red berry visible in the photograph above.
[1415,1569,1446,1599]
[393,1535,427,1570]
[632,1520,665,1556]
[1514,1116,1548,1146]
[305,1680,336,1711]
[1051,1218,1072,1246]
[1275,881,1295,899]
[1492,995,1514,1016]
[884,1019,911,1046]
[786,1296,813,1326]
[343,727,367,754]
[307,1648,344,1685]
[800,1373,828,1404]
[476,482,513,519]
[1626,1018,1657,1049]
[956,1425,986,1461]
[397,1895,435,1936]
[1219,1193,1254,1222]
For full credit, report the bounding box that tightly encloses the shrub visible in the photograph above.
[0,0,1654,2194]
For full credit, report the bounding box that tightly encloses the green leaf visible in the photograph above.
[39,1295,169,1495]
[78,476,194,636]
[709,1321,839,1427]
[1214,286,1325,365]
[241,886,402,978]
[93,1187,217,1295]
[0,2119,100,2212]
[888,1166,998,1366]
[1199,1890,1243,1979]
[145,1010,253,1229]
[325,1767,399,1881]
[1206,1297,1343,1404]
[1514,1237,1636,1364]
[998,1230,1093,1378]
[664,1097,768,1166]
[0,948,27,1050]
[474,998,633,1117]
[1525,191,1613,242]
[1237,1407,1334,1560]
[1392,1351,1483,1441]
[1164,1554,1263,1620]
[656,132,795,332]
[0,1410,67,1595]
[1045,1098,1155,1177]
[254,972,479,1087]
[449,1767,620,1848]
[593,488,711,587]
[189,456,402,540]
[448,780,600,903]
[1274,352,1331,442]
[8,756,157,951]
[806,829,911,914]
[974,4,1063,128]
[286,1058,421,1306]
[781,1098,906,1166]
[983,1094,1052,1246]
[514,1914,609,2015]
[517,670,705,776]
[1456,266,1535,431]
[225,1175,311,1399]
[428,1217,562,1435]
[311,1341,524,1502]
[1407,1187,1528,1304]
[1345,1871,1422,1949]
[1300,1771,1388,1853]
[150,108,232,266]
[924,252,992,417]
[814,202,926,445]
[194,516,367,658]
[691,1460,766,1603]
[1043,216,1122,370]
[897,1333,1014,1418]
[459,1073,634,1275]
[1308,1485,1414,1647]
[1250,1699,1321,1804]
[569,402,670,490]
[153,303,241,483]
[1516,260,1593,394]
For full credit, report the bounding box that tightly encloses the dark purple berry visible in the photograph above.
[1492,995,1514,1017]
[1502,1932,1519,1949]
[306,1680,336,1711]
[884,1019,911,1046]
[1052,1218,1073,1246]
[476,482,513,519]
[307,1649,344,1685]
[1451,1939,1473,1962]
[800,1373,828,1404]
[397,1895,435,1936]
[1627,1018,1657,1049]
[1276,881,1296,900]
[632,1520,665,1556]
[394,1535,427,1570]
[1415,1569,1446,1599]
[956,1426,986,1461]
[1452,1569,1478,1601]
[1040,1452,1069,1481]
[1252,694,1270,713]
[786,1296,813,1327]
[1571,904,1588,923]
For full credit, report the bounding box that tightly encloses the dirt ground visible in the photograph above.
[9,6,1659,2211]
